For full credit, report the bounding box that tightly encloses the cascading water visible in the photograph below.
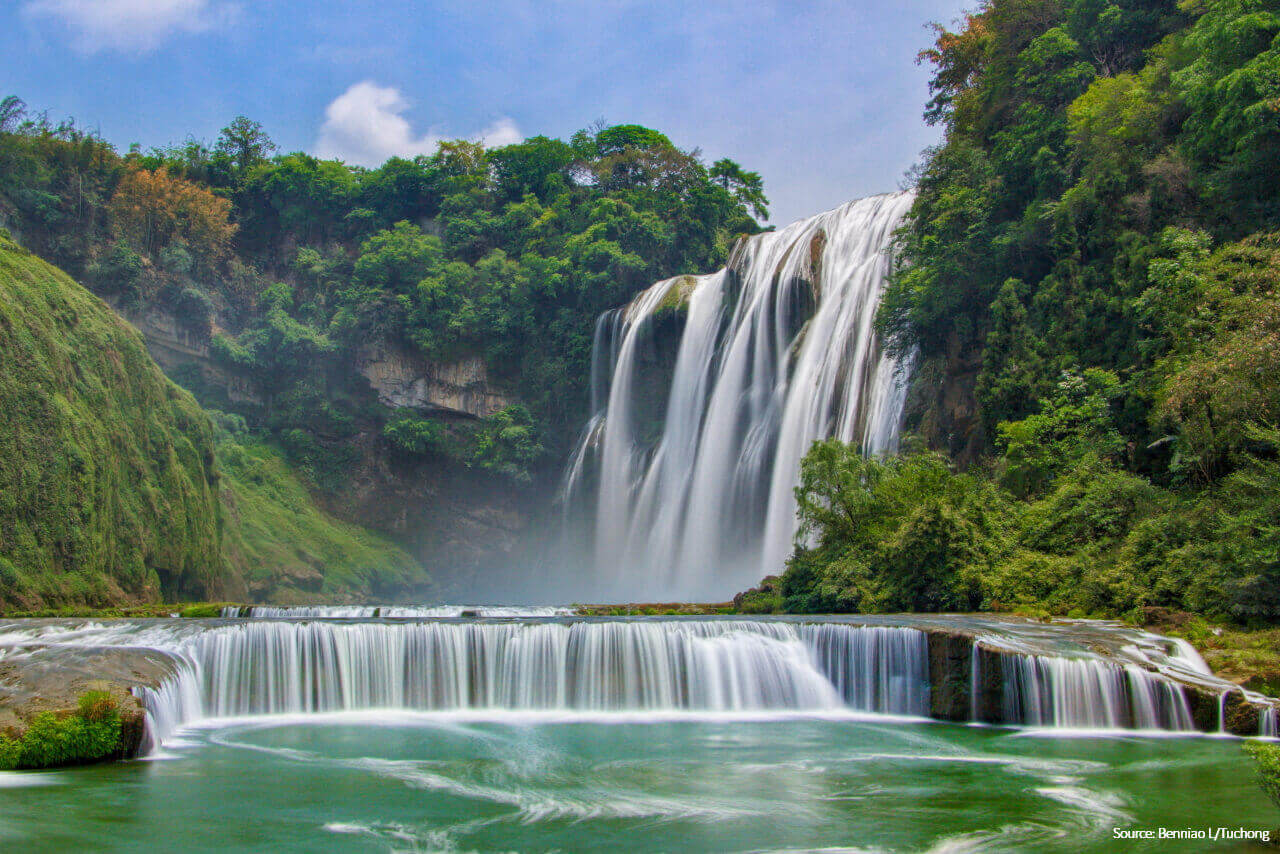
[5,615,1271,755]
[221,605,576,618]
[995,652,1193,730]
[562,193,915,600]
[804,625,928,715]
[142,621,928,725]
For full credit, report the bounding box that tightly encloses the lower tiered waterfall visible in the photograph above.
[990,651,1193,730]
[6,615,1271,754]
[139,621,931,728]
[561,193,915,600]
[9,615,1276,853]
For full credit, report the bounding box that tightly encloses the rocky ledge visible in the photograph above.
[905,616,1280,735]
[0,639,183,764]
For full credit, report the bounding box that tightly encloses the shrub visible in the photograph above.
[179,603,229,618]
[1245,742,1280,815]
[0,691,123,770]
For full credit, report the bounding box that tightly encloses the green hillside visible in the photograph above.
[0,231,426,610]
[216,431,428,602]
[0,229,222,608]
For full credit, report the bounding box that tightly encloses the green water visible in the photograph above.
[0,714,1273,852]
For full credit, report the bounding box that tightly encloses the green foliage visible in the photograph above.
[995,368,1125,497]
[178,603,232,618]
[1245,742,1280,815]
[0,691,123,770]
[215,116,277,174]
[383,405,544,483]
[781,443,1007,613]
[835,0,1280,624]
[777,420,1280,620]
[710,158,770,221]
[216,437,428,599]
[0,232,224,609]
[0,734,19,770]
[384,413,446,455]
[1153,234,1280,478]
[0,102,768,502]
[469,405,545,483]
[735,576,783,614]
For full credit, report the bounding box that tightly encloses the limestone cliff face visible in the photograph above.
[354,342,513,419]
[316,429,531,595]
[107,299,261,406]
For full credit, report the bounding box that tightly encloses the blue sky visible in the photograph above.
[5,0,971,226]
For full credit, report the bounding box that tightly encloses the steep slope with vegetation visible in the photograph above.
[214,417,427,603]
[761,0,1280,623]
[0,229,223,608]
[0,99,767,585]
[0,230,425,610]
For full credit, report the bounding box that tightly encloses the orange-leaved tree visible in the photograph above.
[109,166,236,266]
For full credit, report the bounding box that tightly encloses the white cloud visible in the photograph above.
[476,117,523,149]
[23,0,239,54]
[315,81,522,166]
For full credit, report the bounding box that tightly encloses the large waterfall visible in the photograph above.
[562,192,915,601]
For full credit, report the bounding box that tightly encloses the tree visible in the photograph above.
[489,136,576,201]
[710,158,769,221]
[353,221,443,294]
[1244,741,1280,816]
[215,116,276,173]
[781,442,1002,613]
[995,369,1126,499]
[109,167,236,263]
[0,95,25,134]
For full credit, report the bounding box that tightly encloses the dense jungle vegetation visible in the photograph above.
[759,0,1280,623]
[0,99,766,490]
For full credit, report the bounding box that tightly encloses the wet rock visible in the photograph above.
[0,640,181,761]
[926,630,974,722]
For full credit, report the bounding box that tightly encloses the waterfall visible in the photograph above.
[994,652,1193,730]
[221,606,576,619]
[136,621,932,732]
[0,616,1239,750]
[802,625,929,715]
[563,192,915,600]
[1262,707,1278,738]
[133,655,203,750]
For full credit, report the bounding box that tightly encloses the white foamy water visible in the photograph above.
[221,605,576,618]
[563,193,915,600]
[3,615,1272,753]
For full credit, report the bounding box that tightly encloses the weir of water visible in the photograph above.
[222,606,576,618]
[5,615,1272,753]
[134,621,931,745]
[989,649,1193,730]
[561,193,915,601]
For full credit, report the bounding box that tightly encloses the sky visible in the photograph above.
[4,0,972,226]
